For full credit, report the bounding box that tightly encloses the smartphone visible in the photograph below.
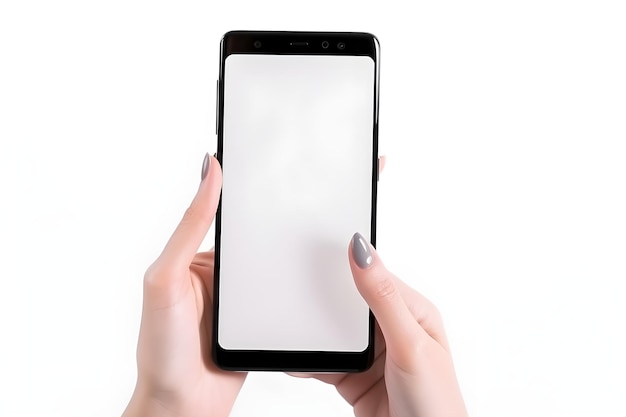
[213,31,380,371]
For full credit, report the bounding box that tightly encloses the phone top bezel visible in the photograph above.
[213,31,380,372]
[220,30,379,58]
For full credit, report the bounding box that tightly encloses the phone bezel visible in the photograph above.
[213,31,380,372]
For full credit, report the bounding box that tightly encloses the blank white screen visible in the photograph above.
[219,54,375,351]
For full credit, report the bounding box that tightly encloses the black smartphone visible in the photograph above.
[213,31,380,371]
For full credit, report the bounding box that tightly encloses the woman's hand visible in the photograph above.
[123,153,246,417]
[292,232,468,417]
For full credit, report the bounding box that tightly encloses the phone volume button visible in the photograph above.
[215,79,219,135]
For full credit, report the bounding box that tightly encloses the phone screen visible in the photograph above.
[216,37,377,361]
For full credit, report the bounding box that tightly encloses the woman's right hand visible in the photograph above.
[293,232,468,417]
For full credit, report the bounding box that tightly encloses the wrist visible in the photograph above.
[122,383,180,417]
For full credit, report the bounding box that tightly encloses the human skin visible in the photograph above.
[290,232,468,417]
[122,155,246,417]
[123,154,467,417]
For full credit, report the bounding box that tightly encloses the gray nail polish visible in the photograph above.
[352,232,373,269]
[201,152,210,181]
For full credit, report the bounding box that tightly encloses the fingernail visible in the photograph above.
[352,232,373,269]
[201,152,210,181]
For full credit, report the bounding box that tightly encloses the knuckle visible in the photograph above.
[143,260,176,290]
[143,262,163,289]
[181,202,211,228]
[143,261,158,285]
[372,274,398,302]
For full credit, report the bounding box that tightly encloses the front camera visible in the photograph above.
[253,40,262,49]
[321,41,329,49]
[337,42,346,50]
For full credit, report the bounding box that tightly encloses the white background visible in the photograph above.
[0,1,625,416]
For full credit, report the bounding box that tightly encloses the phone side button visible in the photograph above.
[215,79,219,135]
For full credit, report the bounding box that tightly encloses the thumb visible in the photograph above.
[158,153,222,269]
[349,232,428,359]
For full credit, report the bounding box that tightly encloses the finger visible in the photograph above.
[286,327,386,384]
[190,251,217,302]
[286,372,312,379]
[395,278,450,351]
[311,325,386,395]
[159,153,222,269]
[378,155,386,175]
[349,232,430,361]
[191,251,215,268]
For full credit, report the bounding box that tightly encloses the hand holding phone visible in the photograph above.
[290,234,469,417]
[124,154,468,417]
[123,154,246,417]
[124,30,467,417]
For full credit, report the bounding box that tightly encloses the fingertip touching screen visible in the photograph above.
[218,53,375,352]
